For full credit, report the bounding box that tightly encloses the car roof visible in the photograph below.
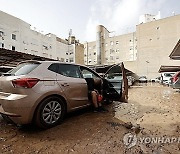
[19,60,87,68]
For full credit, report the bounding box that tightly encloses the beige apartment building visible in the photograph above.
[85,14,180,79]
[84,27,137,65]
[0,10,84,65]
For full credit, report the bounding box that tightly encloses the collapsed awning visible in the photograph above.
[0,48,54,67]
[169,39,180,60]
[158,65,180,73]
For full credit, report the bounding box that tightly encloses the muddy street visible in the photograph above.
[1,84,180,154]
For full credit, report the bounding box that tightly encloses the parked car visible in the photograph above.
[0,61,128,128]
[161,72,175,85]
[171,71,180,89]
[138,76,147,83]
[150,77,161,83]
[0,66,14,76]
[127,76,135,87]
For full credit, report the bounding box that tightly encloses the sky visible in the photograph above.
[0,0,180,42]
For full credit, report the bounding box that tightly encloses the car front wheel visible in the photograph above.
[35,96,65,129]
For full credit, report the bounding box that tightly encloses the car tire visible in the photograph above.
[35,96,65,129]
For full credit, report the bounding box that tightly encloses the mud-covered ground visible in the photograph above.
[0,83,180,154]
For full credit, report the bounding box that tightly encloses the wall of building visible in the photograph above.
[84,28,137,65]
[136,14,180,79]
[103,32,137,65]
[0,10,84,64]
[84,41,96,65]
[75,43,84,65]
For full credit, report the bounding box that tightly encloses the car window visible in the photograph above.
[48,63,58,73]
[58,64,81,78]
[164,73,173,77]
[104,65,122,80]
[7,63,39,76]
[80,67,99,79]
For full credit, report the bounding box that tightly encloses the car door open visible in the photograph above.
[103,63,128,102]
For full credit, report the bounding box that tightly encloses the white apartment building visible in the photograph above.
[0,10,84,64]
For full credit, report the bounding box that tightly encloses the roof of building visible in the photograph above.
[0,48,54,67]
[158,65,180,73]
[169,39,180,60]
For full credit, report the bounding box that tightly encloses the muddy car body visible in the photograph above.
[0,61,128,128]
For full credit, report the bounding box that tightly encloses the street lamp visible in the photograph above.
[146,60,150,78]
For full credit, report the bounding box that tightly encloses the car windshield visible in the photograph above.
[6,63,40,76]
[164,73,173,77]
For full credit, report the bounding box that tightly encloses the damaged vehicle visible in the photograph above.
[0,61,128,128]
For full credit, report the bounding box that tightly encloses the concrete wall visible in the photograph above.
[75,43,84,65]
[136,15,180,79]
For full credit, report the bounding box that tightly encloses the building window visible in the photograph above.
[116,49,119,52]
[110,49,114,54]
[116,41,119,45]
[94,52,96,55]
[66,52,68,55]
[60,58,64,62]
[12,34,16,40]
[110,41,114,46]
[12,46,15,51]
[0,43,4,48]
[129,39,132,42]
[0,31,4,36]
[69,58,74,63]
[66,59,69,62]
